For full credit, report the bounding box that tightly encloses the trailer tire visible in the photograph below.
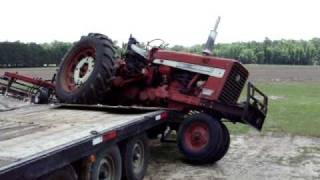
[32,88,49,104]
[177,113,223,164]
[56,33,117,104]
[90,145,122,180]
[38,165,77,180]
[121,133,149,180]
[208,122,230,162]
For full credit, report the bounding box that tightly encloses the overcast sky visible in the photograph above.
[0,0,318,46]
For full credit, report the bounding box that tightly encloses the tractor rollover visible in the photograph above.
[55,19,268,163]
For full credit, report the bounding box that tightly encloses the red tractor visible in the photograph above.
[55,18,268,163]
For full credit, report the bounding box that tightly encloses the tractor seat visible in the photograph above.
[130,44,148,59]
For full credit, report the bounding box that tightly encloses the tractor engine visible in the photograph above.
[152,50,249,105]
[112,47,249,110]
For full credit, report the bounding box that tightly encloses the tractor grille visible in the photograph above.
[218,63,248,104]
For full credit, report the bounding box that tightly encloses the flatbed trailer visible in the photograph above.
[0,81,268,180]
[0,103,169,180]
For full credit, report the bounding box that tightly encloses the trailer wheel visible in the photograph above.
[90,145,122,180]
[121,133,149,180]
[32,88,49,104]
[177,113,223,164]
[56,33,117,104]
[208,122,230,162]
[38,165,77,180]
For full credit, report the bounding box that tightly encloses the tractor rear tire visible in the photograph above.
[177,113,223,164]
[56,33,117,104]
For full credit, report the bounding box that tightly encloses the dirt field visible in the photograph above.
[246,65,320,83]
[146,133,320,180]
[0,67,57,80]
[1,65,320,83]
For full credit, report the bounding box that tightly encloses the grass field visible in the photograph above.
[1,65,320,136]
[227,82,320,137]
[262,83,320,136]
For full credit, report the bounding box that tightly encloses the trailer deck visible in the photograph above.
[0,98,164,179]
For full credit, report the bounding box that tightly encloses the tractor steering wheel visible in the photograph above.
[146,39,167,50]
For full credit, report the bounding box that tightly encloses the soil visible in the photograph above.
[146,133,320,180]
[246,65,320,83]
[0,67,57,80]
[1,65,320,83]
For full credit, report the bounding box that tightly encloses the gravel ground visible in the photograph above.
[146,133,320,180]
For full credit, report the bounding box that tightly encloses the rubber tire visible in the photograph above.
[38,165,77,180]
[32,88,49,104]
[121,133,149,180]
[56,33,116,104]
[177,113,223,164]
[90,145,122,180]
[208,122,230,162]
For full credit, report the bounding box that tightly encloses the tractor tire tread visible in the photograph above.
[56,33,117,104]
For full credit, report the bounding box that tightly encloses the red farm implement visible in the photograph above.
[0,72,55,103]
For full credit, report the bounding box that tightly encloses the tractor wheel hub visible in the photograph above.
[73,56,95,86]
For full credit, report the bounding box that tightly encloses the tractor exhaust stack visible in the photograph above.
[202,16,221,56]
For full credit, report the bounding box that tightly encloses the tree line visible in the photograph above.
[172,38,320,65]
[0,37,320,67]
[0,41,71,67]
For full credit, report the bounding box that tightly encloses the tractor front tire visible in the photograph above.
[177,113,223,164]
[207,122,230,162]
[56,33,117,104]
